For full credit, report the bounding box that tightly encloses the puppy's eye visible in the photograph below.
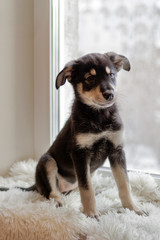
[85,77,96,85]
[109,73,115,78]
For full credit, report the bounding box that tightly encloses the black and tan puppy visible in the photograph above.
[1,52,143,217]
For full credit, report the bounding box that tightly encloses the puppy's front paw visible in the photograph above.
[55,201,63,208]
[82,208,100,219]
[131,205,148,216]
[134,208,148,216]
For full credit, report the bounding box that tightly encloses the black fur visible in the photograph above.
[36,52,130,198]
[0,53,128,193]
[0,52,135,216]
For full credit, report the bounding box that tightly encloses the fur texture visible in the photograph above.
[34,52,142,216]
[0,159,160,240]
[0,52,143,217]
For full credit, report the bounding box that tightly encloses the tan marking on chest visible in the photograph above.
[76,130,123,148]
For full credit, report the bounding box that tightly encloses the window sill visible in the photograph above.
[98,167,160,183]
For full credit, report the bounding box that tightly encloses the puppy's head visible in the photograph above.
[56,52,130,109]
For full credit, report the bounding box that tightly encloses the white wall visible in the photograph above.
[0,0,34,175]
[34,0,50,161]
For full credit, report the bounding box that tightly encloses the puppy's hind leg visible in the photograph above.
[46,158,63,207]
[36,154,62,207]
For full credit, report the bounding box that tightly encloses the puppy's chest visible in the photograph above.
[75,129,123,149]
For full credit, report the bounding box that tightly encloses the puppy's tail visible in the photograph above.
[0,184,37,192]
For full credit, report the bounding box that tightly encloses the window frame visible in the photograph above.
[50,0,61,142]
[34,0,61,160]
[48,0,160,179]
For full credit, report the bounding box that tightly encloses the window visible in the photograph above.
[51,0,160,174]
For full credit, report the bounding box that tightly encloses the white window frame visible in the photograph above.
[34,0,63,160]
[50,0,61,142]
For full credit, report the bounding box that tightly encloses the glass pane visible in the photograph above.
[59,0,78,128]
[59,0,160,174]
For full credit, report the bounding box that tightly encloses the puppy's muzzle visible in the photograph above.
[102,90,114,101]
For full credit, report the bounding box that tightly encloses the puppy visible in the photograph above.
[0,52,143,217]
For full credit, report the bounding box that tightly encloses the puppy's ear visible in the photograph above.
[56,60,75,89]
[106,52,131,72]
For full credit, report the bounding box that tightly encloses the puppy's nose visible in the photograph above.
[103,91,114,101]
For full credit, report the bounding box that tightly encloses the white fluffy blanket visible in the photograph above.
[0,159,160,240]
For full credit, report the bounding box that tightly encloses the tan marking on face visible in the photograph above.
[84,68,96,79]
[106,66,111,74]
[90,68,96,75]
[84,72,91,79]
[77,83,105,107]
[111,165,140,212]
[85,79,90,84]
